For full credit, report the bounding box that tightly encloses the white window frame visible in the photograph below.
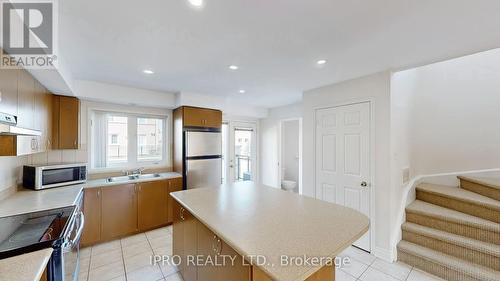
[90,110,168,172]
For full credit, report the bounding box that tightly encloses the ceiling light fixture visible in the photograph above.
[188,0,204,8]
[316,59,327,65]
[228,65,239,70]
[143,69,154,74]
[239,90,246,94]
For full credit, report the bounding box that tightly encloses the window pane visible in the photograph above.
[234,129,252,181]
[137,118,163,162]
[107,116,128,165]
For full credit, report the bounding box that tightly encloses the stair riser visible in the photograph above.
[460,180,500,201]
[406,212,500,245]
[402,230,500,270]
[397,250,486,281]
[416,190,500,223]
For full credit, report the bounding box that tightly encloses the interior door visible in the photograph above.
[315,102,371,251]
[228,122,257,182]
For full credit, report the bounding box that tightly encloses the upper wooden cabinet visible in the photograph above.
[52,95,79,149]
[17,70,36,130]
[176,106,222,129]
[0,69,19,116]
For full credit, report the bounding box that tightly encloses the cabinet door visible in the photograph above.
[58,96,79,149]
[172,201,185,274]
[197,222,218,281]
[167,178,183,223]
[0,69,18,116]
[204,110,222,129]
[138,180,168,231]
[183,107,222,128]
[81,188,102,246]
[17,70,35,129]
[34,82,52,151]
[219,240,251,281]
[183,209,198,281]
[101,184,138,240]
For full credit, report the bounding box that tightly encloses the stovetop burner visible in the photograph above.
[0,206,75,259]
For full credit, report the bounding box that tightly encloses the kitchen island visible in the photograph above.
[171,182,369,281]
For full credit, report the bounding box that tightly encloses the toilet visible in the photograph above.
[281,180,297,192]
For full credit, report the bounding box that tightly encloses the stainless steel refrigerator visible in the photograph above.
[185,131,222,189]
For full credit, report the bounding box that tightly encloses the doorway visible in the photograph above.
[279,118,302,194]
[315,102,372,252]
[222,121,257,183]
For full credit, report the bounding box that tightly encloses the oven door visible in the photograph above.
[62,210,85,281]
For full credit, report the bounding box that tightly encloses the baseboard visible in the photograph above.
[372,246,394,262]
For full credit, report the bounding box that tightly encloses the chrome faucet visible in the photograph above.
[125,167,145,176]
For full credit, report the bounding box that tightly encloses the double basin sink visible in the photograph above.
[106,173,161,183]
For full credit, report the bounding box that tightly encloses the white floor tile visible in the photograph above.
[148,234,173,249]
[146,227,171,240]
[341,246,377,265]
[90,248,123,269]
[92,240,121,256]
[406,268,446,281]
[88,260,125,281]
[164,272,183,281]
[370,258,412,280]
[122,240,153,258]
[124,251,156,273]
[335,269,357,281]
[121,233,148,247]
[360,267,400,281]
[340,257,369,278]
[126,264,163,281]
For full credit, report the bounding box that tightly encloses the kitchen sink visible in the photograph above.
[106,173,161,183]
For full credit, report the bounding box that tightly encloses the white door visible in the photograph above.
[228,122,257,182]
[315,102,371,251]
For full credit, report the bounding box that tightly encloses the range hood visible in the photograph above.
[0,112,41,136]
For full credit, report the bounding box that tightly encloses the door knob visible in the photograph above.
[361,181,368,187]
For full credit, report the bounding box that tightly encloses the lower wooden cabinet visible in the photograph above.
[173,201,251,281]
[81,177,182,246]
[81,188,101,246]
[101,184,138,241]
[138,180,168,230]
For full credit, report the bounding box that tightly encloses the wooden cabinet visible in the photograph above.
[0,69,18,116]
[138,180,168,231]
[173,200,185,275]
[101,184,138,240]
[173,201,199,281]
[197,222,219,281]
[81,177,182,246]
[81,188,102,247]
[52,95,79,149]
[168,177,183,223]
[34,81,52,151]
[177,106,222,129]
[17,70,35,129]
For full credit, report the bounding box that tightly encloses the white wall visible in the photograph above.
[303,71,392,259]
[390,48,500,257]
[259,103,302,188]
[282,120,300,185]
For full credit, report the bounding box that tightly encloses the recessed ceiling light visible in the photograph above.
[316,59,327,65]
[239,90,246,94]
[143,69,154,74]
[228,65,239,70]
[188,0,203,7]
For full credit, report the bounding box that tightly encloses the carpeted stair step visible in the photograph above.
[406,200,500,245]
[459,176,500,201]
[416,183,500,223]
[397,241,500,281]
[402,222,500,270]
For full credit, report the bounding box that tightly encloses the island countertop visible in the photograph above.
[171,182,369,281]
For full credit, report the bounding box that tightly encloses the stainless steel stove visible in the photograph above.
[0,191,84,281]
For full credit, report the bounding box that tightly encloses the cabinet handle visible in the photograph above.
[74,140,77,148]
[97,190,100,197]
[180,207,185,221]
[212,235,217,254]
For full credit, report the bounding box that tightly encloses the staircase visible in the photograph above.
[397,176,500,281]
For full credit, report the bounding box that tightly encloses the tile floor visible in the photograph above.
[79,226,444,281]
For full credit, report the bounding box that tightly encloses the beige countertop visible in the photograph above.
[84,172,182,188]
[171,182,369,281]
[0,172,182,218]
[0,184,84,218]
[0,248,53,281]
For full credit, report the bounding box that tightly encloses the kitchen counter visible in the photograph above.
[0,184,83,218]
[171,182,369,281]
[85,172,182,188]
[0,248,52,281]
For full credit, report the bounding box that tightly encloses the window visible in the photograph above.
[92,111,167,169]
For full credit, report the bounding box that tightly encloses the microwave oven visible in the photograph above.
[23,163,87,190]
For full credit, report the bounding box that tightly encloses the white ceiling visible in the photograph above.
[59,0,500,108]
